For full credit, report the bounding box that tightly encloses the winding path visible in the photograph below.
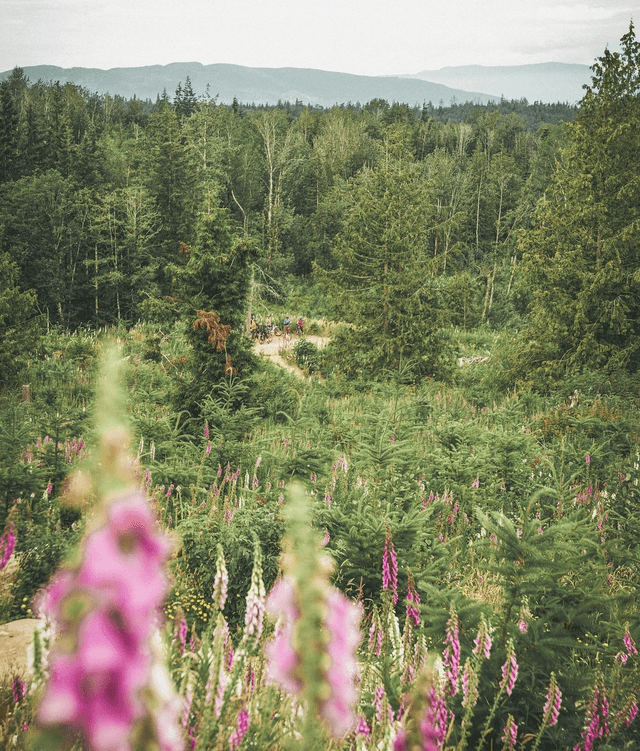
[253,335,329,378]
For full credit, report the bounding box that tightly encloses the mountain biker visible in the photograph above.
[296,317,304,335]
[283,315,291,337]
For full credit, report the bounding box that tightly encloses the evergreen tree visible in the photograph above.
[0,251,39,390]
[516,23,640,386]
[143,100,198,294]
[174,77,198,119]
[0,68,28,182]
[317,143,451,380]
[171,207,257,414]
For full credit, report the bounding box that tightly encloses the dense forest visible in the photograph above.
[0,23,639,751]
[0,51,582,388]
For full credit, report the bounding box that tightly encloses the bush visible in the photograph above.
[293,337,322,374]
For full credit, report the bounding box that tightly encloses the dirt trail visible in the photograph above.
[254,335,329,378]
[0,618,40,678]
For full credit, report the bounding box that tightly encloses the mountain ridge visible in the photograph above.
[0,61,591,107]
[403,62,591,104]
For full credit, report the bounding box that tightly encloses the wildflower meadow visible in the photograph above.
[1,26,640,748]
[0,326,638,751]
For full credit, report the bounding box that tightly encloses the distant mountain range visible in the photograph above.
[0,61,592,108]
[402,63,591,104]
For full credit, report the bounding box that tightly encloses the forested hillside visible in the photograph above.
[0,24,639,751]
[0,61,580,385]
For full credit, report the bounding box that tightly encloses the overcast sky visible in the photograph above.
[2,0,637,75]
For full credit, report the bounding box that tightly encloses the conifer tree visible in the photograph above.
[516,23,640,385]
[171,208,257,414]
[317,142,450,380]
[0,251,39,389]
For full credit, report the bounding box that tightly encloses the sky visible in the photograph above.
[2,0,637,75]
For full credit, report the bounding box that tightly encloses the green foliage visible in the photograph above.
[171,210,258,414]
[0,318,638,748]
[516,23,640,387]
[10,520,81,620]
[292,337,322,373]
[0,252,40,390]
[317,148,452,381]
[2,47,640,746]
[247,363,303,422]
[171,504,284,635]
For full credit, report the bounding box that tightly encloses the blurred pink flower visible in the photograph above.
[0,522,16,569]
[36,490,178,751]
[228,708,249,750]
[321,588,362,736]
[264,578,302,695]
[265,577,362,738]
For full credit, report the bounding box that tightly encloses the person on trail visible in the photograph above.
[250,315,258,339]
[283,315,291,337]
[297,317,304,335]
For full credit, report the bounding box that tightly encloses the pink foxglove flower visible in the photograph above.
[462,659,479,709]
[265,576,362,738]
[574,683,610,751]
[382,528,398,604]
[394,728,408,751]
[624,631,638,656]
[473,619,492,659]
[228,708,249,750]
[443,610,461,696]
[37,487,179,751]
[0,522,16,569]
[321,588,362,736]
[177,615,188,656]
[243,545,266,642]
[499,641,518,696]
[368,610,383,656]
[212,545,228,611]
[395,672,449,751]
[620,697,638,728]
[12,676,26,703]
[406,576,421,627]
[502,715,518,751]
[543,673,562,727]
[264,578,302,695]
[355,716,370,737]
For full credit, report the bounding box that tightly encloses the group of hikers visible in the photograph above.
[249,314,304,342]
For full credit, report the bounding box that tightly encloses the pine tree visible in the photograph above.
[174,77,198,119]
[316,142,450,380]
[171,208,257,414]
[516,23,640,386]
[0,251,39,389]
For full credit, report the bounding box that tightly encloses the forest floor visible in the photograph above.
[254,335,329,378]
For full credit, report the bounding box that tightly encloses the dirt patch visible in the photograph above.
[0,619,40,678]
[254,335,329,378]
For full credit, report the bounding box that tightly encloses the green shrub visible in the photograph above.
[293,337,321,374]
